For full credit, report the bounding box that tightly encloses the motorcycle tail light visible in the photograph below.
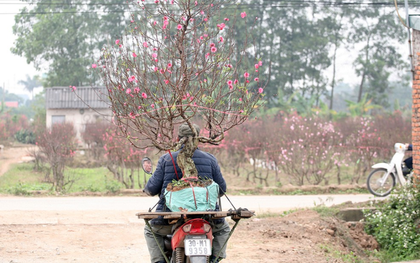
[203,223,211,233]
[182,224,192,233]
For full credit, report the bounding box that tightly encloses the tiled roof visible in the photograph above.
[46,86,110,109]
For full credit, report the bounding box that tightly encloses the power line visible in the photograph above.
[0,0,419,15]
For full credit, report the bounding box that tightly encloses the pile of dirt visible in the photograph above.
[230,209,379,262]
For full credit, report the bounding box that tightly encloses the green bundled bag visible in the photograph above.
[165,181,219,212]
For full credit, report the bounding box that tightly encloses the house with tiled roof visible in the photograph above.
[45,86,112,146]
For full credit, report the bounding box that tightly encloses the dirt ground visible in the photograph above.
[0,145,379,263]
[0,210,379,263]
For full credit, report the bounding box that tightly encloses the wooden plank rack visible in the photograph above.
[136,209,254,220]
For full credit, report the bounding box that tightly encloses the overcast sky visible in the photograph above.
[0,2,41,96]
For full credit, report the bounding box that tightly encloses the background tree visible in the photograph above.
[12,0,128,87]
[348,0,406,106]
[18,75,41,99]
[36,123,77,192]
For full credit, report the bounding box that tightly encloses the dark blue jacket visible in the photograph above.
[144,148,227,213]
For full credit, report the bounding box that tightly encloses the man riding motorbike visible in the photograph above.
[143,123,230,263]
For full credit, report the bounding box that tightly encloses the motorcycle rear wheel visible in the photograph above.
[367,168,396,197]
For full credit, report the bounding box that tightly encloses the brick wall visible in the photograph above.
[412,30,420,181]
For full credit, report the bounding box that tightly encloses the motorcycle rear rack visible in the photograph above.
[136,209,254,220]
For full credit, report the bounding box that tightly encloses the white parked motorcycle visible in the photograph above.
[366,143,413,197]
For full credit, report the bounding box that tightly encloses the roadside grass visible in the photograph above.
[0,162,369,196]
[0,163,49,195]
[320,244,367,263]
[0,164,129,195]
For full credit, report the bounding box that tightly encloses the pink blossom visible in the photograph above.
[241,12,247,18]
[224,18,229,21]
[177,24,183,30]
[234,79,239,84]
[210,43,215,47]
[204,18,208,22]
[211,47,217,53]
[164,16,168,20]
[254,77,259,82]
[217,23,225,30]
[228,85,233,90]
[70,86,76,91]
[152,53,157,58]
[258,87,264,93]
[143,42,148,47]
[219,36,224,42]
[227,80,233,85]
[154,66,159,72]
[151,104,155,108]
[134,87,140,93]
[244,72,249,78]
[255,64,259,69]
[142,92,147,99]
[167,63,172,68]
[153,21,157,25]
[205,53,210,58]
[126,88,131,94]
[259,61,263,66]
[92,64,97,68]
[132,52,137,58]
[164,79,169,84]
[128,75,136,82]
[115,39,120,45]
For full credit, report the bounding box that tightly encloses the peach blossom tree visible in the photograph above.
[98,0,264,177]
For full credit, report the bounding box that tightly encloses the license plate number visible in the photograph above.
[185,239,211,256]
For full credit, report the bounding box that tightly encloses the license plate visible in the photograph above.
[184,238,211,256]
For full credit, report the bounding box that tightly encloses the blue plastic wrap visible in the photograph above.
[165,181,219,212]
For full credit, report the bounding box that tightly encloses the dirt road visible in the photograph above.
[0,195,378,263]
[0,145,34,176]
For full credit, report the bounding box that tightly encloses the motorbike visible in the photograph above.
[366,143,413,197]
[139,157,253,263]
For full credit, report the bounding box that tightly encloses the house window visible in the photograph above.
[51,115,65,125]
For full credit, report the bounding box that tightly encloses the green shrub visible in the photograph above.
[14,129,36,144]
[105,178,122,193]
[364,184,420,261]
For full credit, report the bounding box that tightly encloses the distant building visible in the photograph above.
[45,86,112,146]
[1,101,19,108]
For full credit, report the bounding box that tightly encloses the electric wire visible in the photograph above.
[1,0,420,15]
